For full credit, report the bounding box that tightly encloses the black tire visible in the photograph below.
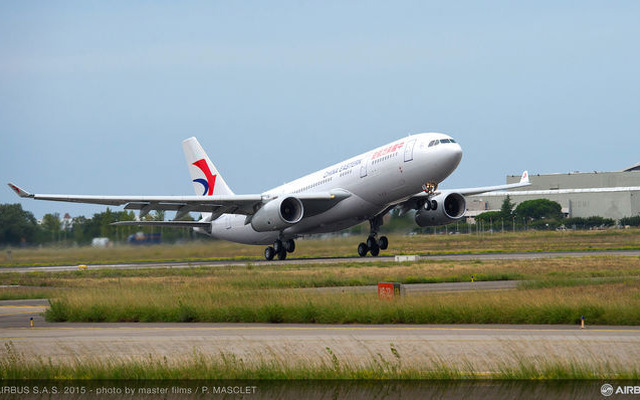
[265,246,275,261]
[285,239,296,253]
[366,236,377,249]
[277,248,287,261]
[378,236,389,250]
[273,240,283,253]
[370,243,380,256]
[357,242,368,257]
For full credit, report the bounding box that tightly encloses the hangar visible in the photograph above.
[467,163,640,221]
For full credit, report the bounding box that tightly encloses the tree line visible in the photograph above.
[0,204,194,247]
[473,197,625,230]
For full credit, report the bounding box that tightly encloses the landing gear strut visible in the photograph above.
[357,216,389,257]
[265,238,296,261]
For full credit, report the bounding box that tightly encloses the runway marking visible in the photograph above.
[0,306,48,309]
[0,311,45,317]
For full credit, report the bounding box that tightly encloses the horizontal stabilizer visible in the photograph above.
[111,221,211,228]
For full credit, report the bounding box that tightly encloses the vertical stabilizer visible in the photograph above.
[182,137,235,197]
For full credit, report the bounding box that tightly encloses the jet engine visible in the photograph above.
[251,196,304,232]
[414,192,466,227]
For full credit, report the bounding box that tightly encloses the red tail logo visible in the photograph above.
[192,159,217,196]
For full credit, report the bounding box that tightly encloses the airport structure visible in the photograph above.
[467,163,640,221]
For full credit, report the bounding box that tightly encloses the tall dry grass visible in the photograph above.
[2,340,636,380]
[47,277,640,325]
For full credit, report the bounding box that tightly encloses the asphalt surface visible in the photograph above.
[2,249,639,273]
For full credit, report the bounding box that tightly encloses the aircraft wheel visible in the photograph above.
[285,239,296,253]
[366,236,377,249]
[273,239,283,253]
[265,246,275,261]
[370,243,380,257]
[378,236,389,250]
[277,248,287,261]
[357,243,368,257]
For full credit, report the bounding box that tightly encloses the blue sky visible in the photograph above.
[1,1,639,218]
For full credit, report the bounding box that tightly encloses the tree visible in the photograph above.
[514,199,563,221]
[475,211,501,224]
[499,195,515,220]
[72,216,89,244]
[620,216,640,227]
[0,204,39,245]
[41,213,61,243]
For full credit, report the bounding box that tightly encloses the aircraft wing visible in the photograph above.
[7,183,350,221]
[445,170,531,196]
[413,170,530,199]
[394,171,530,214]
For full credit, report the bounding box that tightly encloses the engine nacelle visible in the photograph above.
[415,192,466,227]
[251,196,304,232]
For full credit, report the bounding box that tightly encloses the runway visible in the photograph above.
[1,300,639,373]
[2,249,640,273]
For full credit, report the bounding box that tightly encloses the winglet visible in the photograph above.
[519,171,529,184]
[7,183,33,198]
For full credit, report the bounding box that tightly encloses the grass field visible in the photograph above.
[2,229,640,267]
[1,248,639,325]
[1,230,639,324]
[38,257,639,325]
[2,230,640,380]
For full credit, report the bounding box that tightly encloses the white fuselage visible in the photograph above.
[207,133,463,245]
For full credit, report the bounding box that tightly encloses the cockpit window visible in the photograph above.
[428,140,439,147]
[440,139,451,144]
[450,139,456,143]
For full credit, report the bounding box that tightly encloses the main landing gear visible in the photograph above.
[358,235,388,257]
[357,216,388,257]
[264,239,296,261]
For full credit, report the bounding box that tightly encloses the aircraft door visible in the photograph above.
[404,139,416,162]
[360,158,368,178]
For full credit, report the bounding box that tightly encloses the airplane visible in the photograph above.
[8,133,529,260]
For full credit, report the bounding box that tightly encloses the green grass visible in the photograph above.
[1,342,636,380]
[1,254,637,325]
[44,279,640,325]
[3,229,640,268]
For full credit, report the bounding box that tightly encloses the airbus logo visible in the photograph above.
[601,384,614,397]
[601,383,640,396]
[192,159,217,196]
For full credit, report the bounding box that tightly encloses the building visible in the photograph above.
[467,163,640,221]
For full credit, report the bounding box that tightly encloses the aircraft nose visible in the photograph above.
[448,142,463,166]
